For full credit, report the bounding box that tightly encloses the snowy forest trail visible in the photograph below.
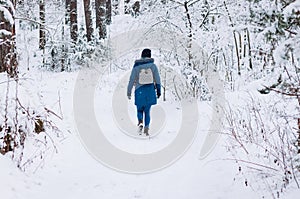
[2,66,294,199]
[0,19,250,199]
[0,54,286,199]
[0,66,236,199]
[1,1,300,198]
[74,63,200,173]
[73,23,225,173]
[45,68,248,199]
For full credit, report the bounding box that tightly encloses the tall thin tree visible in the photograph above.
[83,0,93,41]
[65,0,70,24]
[224,1,241,75]
[70,0,78,42]
[39,0,46,50]
[95,0,107,39]
[106,0,112,25]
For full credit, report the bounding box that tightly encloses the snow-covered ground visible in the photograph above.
[1,65,299,199]
[0,70,233,199]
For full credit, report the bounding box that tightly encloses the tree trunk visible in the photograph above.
[0,0,17,77]
[246,28,253,70]
[62,0,71,71]
[70,0,78,42]
[238,31,242,69]
[106,0,112,25]
[224,1,241,75]
[39,0,46,50]
[95,0,107,39]
[83,0,93,41]
[183,1,193,69]
[65,0,70,25]
[124,0,130,14]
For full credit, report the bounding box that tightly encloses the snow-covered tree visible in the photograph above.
[39,0,45,49]
[69,0,78,42]
[0,0,17,76]
[106,0,112,24]
[95,0,107,39]
[83,0,93,41]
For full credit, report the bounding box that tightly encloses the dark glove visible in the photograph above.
[156,84,161,99]
[127,92,131,100]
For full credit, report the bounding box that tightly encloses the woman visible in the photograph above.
[127,49,161,135]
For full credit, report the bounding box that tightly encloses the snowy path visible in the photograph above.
[74,62,200,173]
[1,68,287,199]
[73,26,215,173]
[2,67,239,198]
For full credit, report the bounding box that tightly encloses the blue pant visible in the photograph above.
[136,105,151,128]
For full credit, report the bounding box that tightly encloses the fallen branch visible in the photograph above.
[222,158,279,172]
[44,107,63,120]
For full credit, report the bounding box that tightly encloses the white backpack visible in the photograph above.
[138,68,154,85]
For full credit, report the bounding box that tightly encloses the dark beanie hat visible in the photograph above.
[141,48,151,58]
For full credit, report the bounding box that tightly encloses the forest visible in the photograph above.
[0,0,300,198]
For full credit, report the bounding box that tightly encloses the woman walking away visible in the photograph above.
[127,49,161,136]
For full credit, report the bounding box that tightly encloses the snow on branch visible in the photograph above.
[0,5,14,26]
[0,29,11,36]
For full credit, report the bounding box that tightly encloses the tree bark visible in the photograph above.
[246,28,253,70]
[83,0,93,41]
[0,0,17,76]
[95,0,107,39]
[183,1,193,69]
[106,0,112,25]
[65,0,71,24]
[70,0,78,42]
[39,0,46,50]
[124,0,130,14]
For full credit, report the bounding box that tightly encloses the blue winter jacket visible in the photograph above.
[127,58,161,107]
